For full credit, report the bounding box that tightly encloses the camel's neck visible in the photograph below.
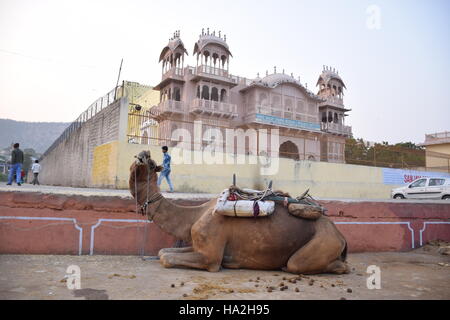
[150,197,207,242]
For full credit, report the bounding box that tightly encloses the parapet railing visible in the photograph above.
[42,86,121,158]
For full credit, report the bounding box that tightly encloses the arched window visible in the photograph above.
[259,92,268,105]
[272,95,281,107]
[203,51,210,64]
[321,112,327,123]
[201,85,210,100]
[334,112,338,123]
[196,86,200,98]
[174,87,181,101]
[220,89,227,102]
[211,87,219,101]
[221,55,227,68]
[284,98,293,112]
[170,124,179,147]
[279,141,300,161]
[212,53,219,67]
[297,100,305,113]
[328,111,333,123]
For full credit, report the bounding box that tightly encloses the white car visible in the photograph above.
[391,177,450,200]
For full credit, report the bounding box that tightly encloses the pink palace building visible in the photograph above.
[149,29,352,163]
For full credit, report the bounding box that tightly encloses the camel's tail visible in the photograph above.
[340,241,348,262]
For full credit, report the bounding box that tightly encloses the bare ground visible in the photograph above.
[1,246,449,300]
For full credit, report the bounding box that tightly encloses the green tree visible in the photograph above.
[345,138,425,168]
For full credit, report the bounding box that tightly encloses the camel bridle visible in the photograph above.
[140,192,163,215]
[134,154,164,217]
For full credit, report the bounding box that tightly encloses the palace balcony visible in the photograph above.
[154,67,185,90]
[191,65,238,86]
[318,96,352,113]
[189,98,238,118]
[320,122,352,136]
[162,67,184,81]
[151,100,186,119]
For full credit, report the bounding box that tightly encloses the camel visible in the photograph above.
[129,151,350,275]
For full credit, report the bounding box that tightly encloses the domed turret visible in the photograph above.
[159,30,188,75]
[194,28,232,72]
[316,65,346,99]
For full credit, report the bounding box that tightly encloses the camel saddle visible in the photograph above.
[213,176,325,220]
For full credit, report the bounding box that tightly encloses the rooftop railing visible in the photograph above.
[42,86,120,158]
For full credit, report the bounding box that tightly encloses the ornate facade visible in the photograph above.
[149,29,352,162]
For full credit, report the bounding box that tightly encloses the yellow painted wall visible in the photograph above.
[125,82,160,139]
[91,141,119,188]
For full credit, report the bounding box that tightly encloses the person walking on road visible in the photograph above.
[31,160,41,185]
[7,143,24,186]
[157,146,174,193]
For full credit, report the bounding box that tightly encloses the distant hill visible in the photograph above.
[0,119,70,153]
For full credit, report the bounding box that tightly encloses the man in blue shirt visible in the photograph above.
[157,146,174,192]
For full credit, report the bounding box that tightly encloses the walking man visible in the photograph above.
[7,143,24,186]
[157,146,174,192]
[31,160,41,185]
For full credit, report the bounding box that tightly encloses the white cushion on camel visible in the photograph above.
[213,189,275,217]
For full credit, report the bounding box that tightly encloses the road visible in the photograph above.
[1,245,449,300]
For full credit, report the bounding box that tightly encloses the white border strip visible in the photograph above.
[419,222,450,246]
[89,218,151,255]
[0,216,83,255]
[335,221,415,249]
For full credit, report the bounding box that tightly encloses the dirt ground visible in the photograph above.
[1,245,449,300]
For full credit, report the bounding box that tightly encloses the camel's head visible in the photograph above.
[129,150,163,207]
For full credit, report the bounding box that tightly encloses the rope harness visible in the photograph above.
[133,153,164,259]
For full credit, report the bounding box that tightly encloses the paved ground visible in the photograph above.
[1,245,449,300]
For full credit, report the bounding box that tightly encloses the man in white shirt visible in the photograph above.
[31,160,41,185]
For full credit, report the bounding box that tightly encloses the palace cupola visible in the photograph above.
[155,30,188,92]
[194,28,232,73]
[316,65,352,137]
[316,65,346,101]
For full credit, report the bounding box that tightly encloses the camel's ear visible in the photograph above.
[155,165,163,172]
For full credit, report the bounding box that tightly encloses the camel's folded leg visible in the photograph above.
[283,219,349,275]
[160,251,222,272]
[158,247,194,258]
[283,235,348,275]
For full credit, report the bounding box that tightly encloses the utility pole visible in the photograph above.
[114,58,123,100]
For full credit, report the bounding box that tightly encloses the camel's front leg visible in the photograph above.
[158,247,194,258]
[160,251,222,272]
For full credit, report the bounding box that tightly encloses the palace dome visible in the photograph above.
[316,69,346,88]
[257,73,301,88]
[193,34,232,57]
[159,37,188,62]
[245,72,322,100]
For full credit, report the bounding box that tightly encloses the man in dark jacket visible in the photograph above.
[7,143,24,186]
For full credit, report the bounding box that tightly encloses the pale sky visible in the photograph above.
[0,0,449,144]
